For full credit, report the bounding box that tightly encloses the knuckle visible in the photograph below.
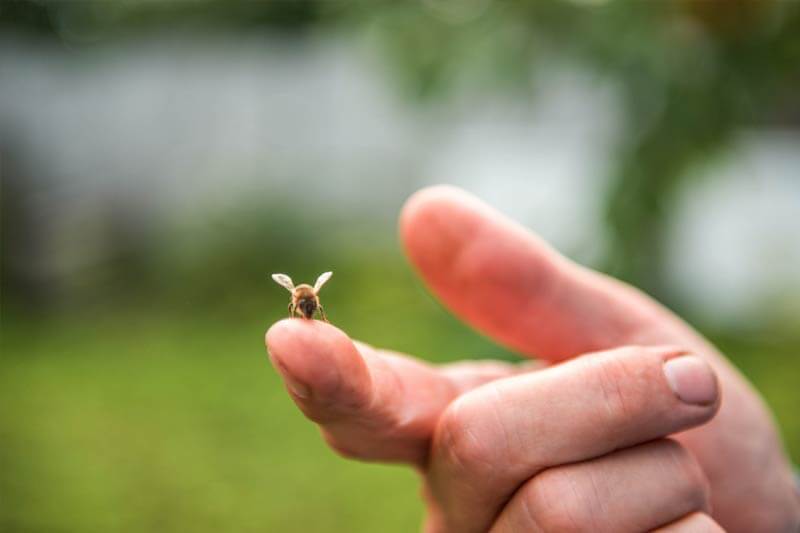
[661,439,712,510]
[520,467,594,533]
[669,440,711,510]
[435,395,497,475]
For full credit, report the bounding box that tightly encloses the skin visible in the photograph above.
[265,185,800,532]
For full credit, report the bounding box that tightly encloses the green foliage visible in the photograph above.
[349,1,800,296]
[4,0,800,300]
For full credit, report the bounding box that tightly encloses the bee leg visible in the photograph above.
[318,304,329,323]
[288,302,295,318]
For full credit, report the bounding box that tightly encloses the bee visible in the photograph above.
[271,271,332,322]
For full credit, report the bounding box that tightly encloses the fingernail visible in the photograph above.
[271,356,311,399]
[663,356,718,406]
[283,373,311,399]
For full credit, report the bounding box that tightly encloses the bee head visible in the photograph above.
[298,297,317,319]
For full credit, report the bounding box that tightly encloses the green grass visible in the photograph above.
[0,316,426,533]
[1,310,798,533]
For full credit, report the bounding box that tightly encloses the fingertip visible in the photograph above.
[399,185,567,359]
[643,347,720,414]
[266,317,329,351]
[399,184,496,298]
[265,319,371,405]
[399,184,483,257]
[662,354,720,409]
[400,184,480,219]
[576,346,721,438]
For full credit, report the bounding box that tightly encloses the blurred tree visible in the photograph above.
[597,1,800,299]
[350,0,800,302]
[2,0,799,304]
[1,133,54,313]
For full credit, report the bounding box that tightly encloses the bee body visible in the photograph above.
[272,272,331,322]
[292,284,318,319]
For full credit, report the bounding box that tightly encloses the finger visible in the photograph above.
[426,346,720,533]
[400,185,704,360]
[265,319,523,465]
[490,439,710,533]
[652,512,725,532]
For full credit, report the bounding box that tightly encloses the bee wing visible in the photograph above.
[313,271,333,293]
[271,273,295,292]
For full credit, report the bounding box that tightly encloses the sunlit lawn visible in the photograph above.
[1,304,798,532]
[1,314,427,533]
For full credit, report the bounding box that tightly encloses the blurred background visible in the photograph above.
[1,1,799,531]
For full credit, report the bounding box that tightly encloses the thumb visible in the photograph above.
[265,318,522,465]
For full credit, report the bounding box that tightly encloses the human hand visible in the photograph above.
[265,186,800,532]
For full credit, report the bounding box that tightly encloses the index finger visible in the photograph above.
[400,185,705,361]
